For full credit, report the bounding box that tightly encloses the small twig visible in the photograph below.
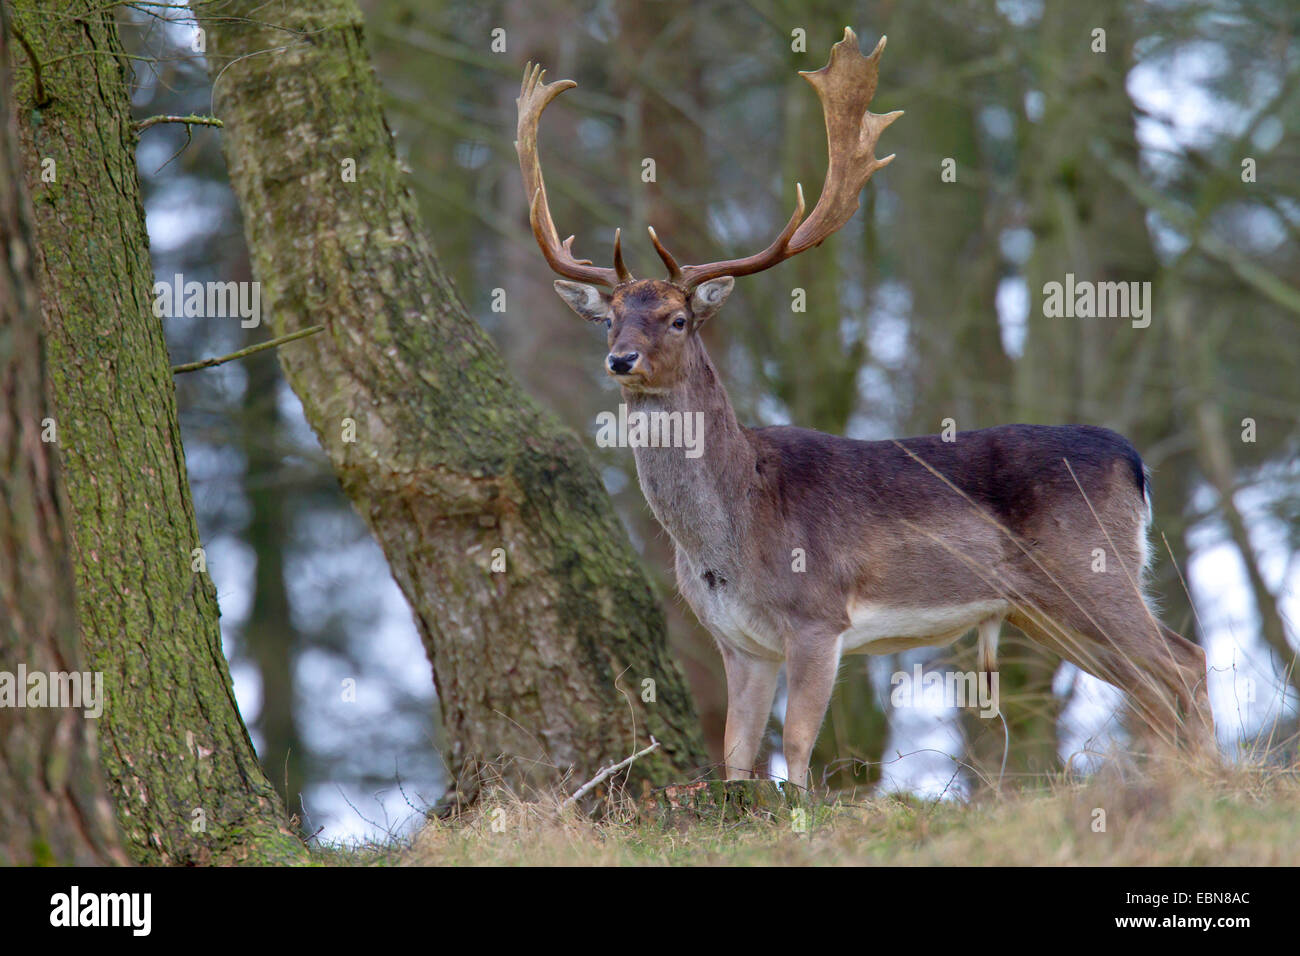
[561,737,660,809]
[38,49,156,70]
[133,113,223,132]
[154,123,193,173]
[135,115,224,172]
[171,324,324,375]
[9,21,50,107]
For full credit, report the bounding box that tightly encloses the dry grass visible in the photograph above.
[323,755,1300,867]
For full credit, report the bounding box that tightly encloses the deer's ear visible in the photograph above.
[553,280,614,324]
[689,277,734,325]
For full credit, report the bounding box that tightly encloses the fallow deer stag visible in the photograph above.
[516,29,1214,788]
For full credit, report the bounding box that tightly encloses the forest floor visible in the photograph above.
[320,758,1300,866]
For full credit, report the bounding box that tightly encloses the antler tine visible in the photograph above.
[647,226,682,283]
[674,183,806,289]
[516,62,621,287]
[654,29,900,291]
[612,228,633,283]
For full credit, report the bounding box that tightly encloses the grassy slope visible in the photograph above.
[320,762,1300,866]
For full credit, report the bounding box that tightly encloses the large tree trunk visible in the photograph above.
[0,5,126,866]
[9,0,306,863]
[197,0,708,800]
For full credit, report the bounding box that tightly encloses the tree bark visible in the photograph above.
[9,0,306,863]
[0,4,127,866]
[197,0,708,800]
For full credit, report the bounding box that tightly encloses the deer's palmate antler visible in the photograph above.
[515,27,901,291]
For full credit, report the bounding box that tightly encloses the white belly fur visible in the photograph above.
[690,581,1008,661]
[840,599,1009,655]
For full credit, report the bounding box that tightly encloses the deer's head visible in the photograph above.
[549,277,730,391]
[515,28,901,392]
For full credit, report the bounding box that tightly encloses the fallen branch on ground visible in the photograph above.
[562,738,660,809]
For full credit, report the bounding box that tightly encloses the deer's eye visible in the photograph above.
[671,316,687,330]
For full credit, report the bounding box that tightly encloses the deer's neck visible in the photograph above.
[623,339,755,567]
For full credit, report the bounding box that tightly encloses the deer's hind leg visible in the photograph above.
[1008,592,1214,757]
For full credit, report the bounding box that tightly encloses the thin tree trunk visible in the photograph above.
[240,334,307,812]
[197,0,708,800]
[9,0,306,863]
[0,4,127,866]
[1009,0,1169,774]
[1169,296,1298,700]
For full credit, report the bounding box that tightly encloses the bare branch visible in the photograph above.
[171,324,324,375]
[561,737,660,809]
[133,113,223,132]
[8,20,50,106]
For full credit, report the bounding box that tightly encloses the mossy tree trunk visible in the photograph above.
[197,0,708,800]
[0,6,127,866]
[9,0,306,863]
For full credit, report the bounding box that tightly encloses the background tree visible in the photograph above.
[0,3,126,866]
[196,0,709,802]
[8,0,305,863]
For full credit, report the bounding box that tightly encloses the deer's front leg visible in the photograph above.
[782,632,842,791]
[719,647,781,780]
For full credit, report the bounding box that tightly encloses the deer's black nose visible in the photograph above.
[607,352,639,375]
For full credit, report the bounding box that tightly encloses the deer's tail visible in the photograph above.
[977,617,1001,678]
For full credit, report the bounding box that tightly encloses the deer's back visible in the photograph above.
[748,422,1145,534]
[733,423,1150,625]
